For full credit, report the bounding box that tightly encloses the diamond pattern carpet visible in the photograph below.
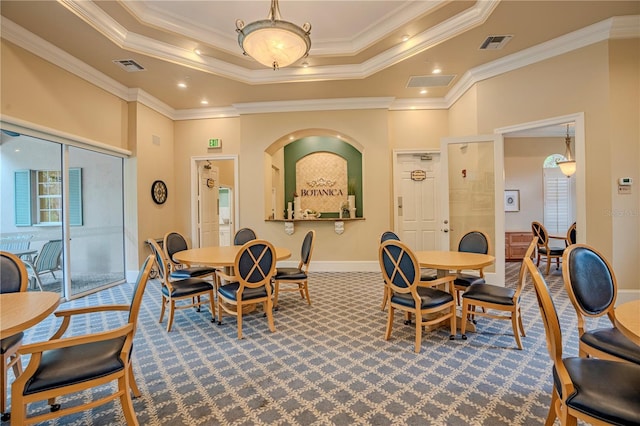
[4,263,594,425]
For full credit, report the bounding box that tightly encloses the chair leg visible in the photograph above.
[208,291,216,323]
[129,368,141,398]
[380,285,388,311]
[166,301,176,332]
[449,305,456,340]
[119,371,139,426]
[512,313,523,350]
[302,282,311,305]
[414,314,423,353]
[159,296,167,324]
[545,389,559,426]
[384,306,394,340]
[545,257,551,275]
[265,300,276,333]
[236,305,243,339]
[517,306,526,337]
[273,281,280,309]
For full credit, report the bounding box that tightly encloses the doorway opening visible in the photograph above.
[190,155,239,248]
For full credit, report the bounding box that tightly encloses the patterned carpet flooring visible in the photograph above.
[4,263,595,425]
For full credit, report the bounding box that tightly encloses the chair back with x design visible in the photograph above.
[236,240,276,290]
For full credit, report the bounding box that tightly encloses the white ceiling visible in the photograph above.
[1,1,639,114]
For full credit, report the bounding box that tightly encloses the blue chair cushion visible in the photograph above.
[218,282,271,301]
[169,266,216,279]
[1,332,23,354]
[274,267,306,280]
[581,328,640,364]
[391,287,453,309]
[553,357,640,425]
[162,278,213,298]
[420,272,437,282]
[454,273,485,288]
[23,336,126,395]
[462,284,516,306]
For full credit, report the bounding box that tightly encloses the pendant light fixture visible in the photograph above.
[557,124,576,177]
[236,0,311,70]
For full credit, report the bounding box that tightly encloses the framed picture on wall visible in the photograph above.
[504,189,520,212]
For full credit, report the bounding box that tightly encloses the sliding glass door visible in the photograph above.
[68,146,125,297]
[0,130,126,298]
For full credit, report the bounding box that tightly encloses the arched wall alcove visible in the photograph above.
[265,129,364,220]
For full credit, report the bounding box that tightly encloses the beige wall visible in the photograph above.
[1,40,128,149]
[2,37,638,288]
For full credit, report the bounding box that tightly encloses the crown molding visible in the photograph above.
[2,14,637,120]
[56,0,500,85]
[232,98,395,115]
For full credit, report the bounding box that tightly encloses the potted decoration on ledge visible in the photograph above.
[340,201,350,218]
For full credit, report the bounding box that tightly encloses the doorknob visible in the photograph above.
[442,229,449,233]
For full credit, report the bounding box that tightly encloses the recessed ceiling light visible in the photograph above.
[302,61,309,68]
[177,82,187,89]
[420,89,428,95]
[194,49,202,55]
[401,35,410,42]
[201,100,209,105]
[432,68,442,74]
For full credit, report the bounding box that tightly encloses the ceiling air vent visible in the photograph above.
[479,35,513,50]
[406,74,456,88]
[113,59,145,72]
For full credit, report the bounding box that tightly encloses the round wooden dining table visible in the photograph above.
[615,299,640,346]
[0,292,60,339]
[173,245,292,267]
[415,250,495,278]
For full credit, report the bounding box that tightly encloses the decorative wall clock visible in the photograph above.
[151,180,168,204]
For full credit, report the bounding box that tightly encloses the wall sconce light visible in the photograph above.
[557,124,576,177]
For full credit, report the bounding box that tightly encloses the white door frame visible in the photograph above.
[190,154,239,248]
[392,149,442,249]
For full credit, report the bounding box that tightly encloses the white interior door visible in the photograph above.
[393,151,441,251]
[440,135,504,284]
[198,165,219,247]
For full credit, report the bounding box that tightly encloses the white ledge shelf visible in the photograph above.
[266,218,365,235]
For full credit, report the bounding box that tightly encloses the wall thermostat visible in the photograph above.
[618,177,633,186]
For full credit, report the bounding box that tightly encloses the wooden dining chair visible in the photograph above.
[460,239,536,350]
[531,222,566,275]
[233,228,257,246]
[216,239,277,339]
[0,251,28,422]
[562,244,640,364]
[147,239,215,332]
[524,256,640,426]
[273,230,315,308]
[566,222,576,246]
[378,239,456,353]
[453,230,491,304]
[10,255,155,426]
[162,231,217,281]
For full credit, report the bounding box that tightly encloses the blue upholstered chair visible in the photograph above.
[453,230,491,304]
[379,231,437,312]
[461,239,536,350]
[562,244,640,364]
[147,239,215,332]
[273,230,315,308]
[216,239,277,339]
[10,255,154,425]
[378,239,456,353]
[525,256,640,426]
[233,228,257,246]
[0,252,28,422]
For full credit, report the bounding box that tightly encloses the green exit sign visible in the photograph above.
[208,138,221,148]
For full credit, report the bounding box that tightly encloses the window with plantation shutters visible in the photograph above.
[14,168,82,226]
[543,156,574,235]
